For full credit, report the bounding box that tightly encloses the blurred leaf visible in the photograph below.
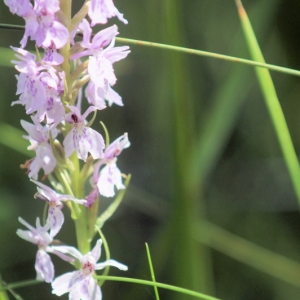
[0,47,14,67]
[0,274,9,300]
[0,123,30,156]
[194,219,300,288]
[161,0,209,296]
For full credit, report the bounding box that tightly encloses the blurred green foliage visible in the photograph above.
[1,0,300,299]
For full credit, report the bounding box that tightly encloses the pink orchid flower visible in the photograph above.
[32,180,87,236]
[17,217,74,283]
[88,0,128,26]
[52,239,127,299]
[63,106,105,161]
[93,133,130,197]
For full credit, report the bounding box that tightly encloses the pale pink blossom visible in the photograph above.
[97,163,124,197]
[20,0,68,49]
[104,133,130,160]
[4,0,33,17]
[21,117,57,179]
[43,44,64,65]
[32,180,87,236]
[89,0,128,26]
[28,143,57,179]
[72,22,130,108]
[11,47,47,114]
[84,80,106,109]
[52,239,127,299]
[94,133,130,197]
[36,69,65,125]
[17,217,73,283]
[11,47,64,121]
[63,106,105,161]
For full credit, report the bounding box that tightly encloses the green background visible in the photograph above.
[1,0,300,299]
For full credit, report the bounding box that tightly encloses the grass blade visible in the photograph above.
[235,0,300,207]
[96,276,220,300]
[145,243,160,300]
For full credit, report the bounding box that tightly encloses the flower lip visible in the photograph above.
[71,113,79,123]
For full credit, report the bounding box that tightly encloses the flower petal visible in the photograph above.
[95,259,128,271]
[52,245,83,261]
[91,239,102,262]
[35,249,54,283]
[52,271,76,296]
[47,207,64,237]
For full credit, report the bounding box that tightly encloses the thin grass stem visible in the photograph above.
[0,23,300,76]
[95,276,220,300]
[145,243,160,300]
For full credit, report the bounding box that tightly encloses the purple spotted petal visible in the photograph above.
[47,207,64,237]
[35,249,54,283]
[51,271,77,296]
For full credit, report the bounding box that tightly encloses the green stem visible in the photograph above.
[58,0,90,254]
[0,280,41,291]
[54,168,81,219]
[70,152,90,254]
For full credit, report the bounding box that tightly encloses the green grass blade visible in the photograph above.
[96,276,220,300]
[235,0,300,207]
[145,243,160,300]
[116,37,300,77]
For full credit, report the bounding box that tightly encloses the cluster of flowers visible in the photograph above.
[4,0,130,298]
